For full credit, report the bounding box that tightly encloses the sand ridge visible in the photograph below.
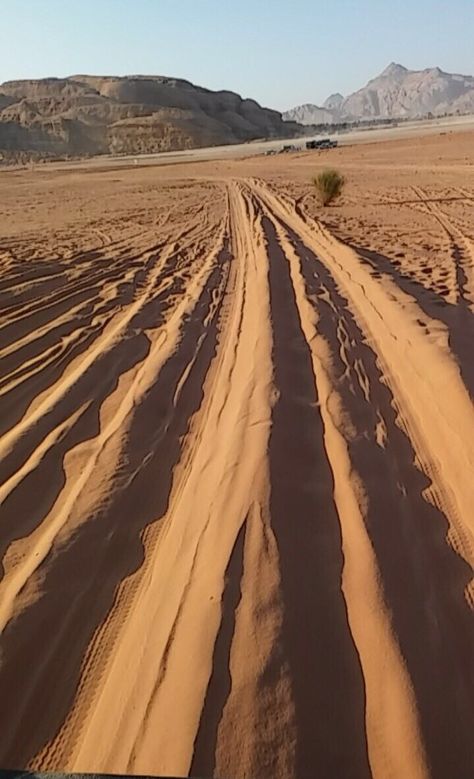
[0,134,473,778]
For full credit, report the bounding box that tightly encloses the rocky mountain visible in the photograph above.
[0,75,300,158]
[323,93,344,111]
[282,102,335,125]
[341,62,474,119]
[284,63,474,124]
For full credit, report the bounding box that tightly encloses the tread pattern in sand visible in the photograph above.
[0,168,473,779]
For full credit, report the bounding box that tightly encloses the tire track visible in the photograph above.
[0,220,228,634]
[253,178,474,566]
[255,193,429,779]
[45,182,277,777]
[1,174,473,779]
[251,177,474,778]
[0,212,230,770]
[411,185,474,305]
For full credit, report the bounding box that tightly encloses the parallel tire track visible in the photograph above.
[0,177,472,779]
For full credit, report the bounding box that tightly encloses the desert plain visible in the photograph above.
[0,131,473,779]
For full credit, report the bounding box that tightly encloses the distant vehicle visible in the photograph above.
[306,138,338,150]
[280,144,300,153]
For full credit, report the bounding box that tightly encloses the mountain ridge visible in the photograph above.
[0,74,300,158]
[283,62,474,124]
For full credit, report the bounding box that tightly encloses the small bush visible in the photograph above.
[312,169,345,206]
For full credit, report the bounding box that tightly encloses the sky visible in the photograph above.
[1,0,473,110]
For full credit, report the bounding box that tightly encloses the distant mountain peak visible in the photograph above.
[343,62,474,120]
[323,93,344,110]
[283,61,474,126]
[282,102,336,125]
[380,62,409,78]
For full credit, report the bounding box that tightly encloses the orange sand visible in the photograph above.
[0,132,473,779]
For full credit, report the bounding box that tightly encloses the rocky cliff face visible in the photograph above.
[341,62,474,119]
[284,63,474,124]
[0,75,300,158]
[282,103,335,125]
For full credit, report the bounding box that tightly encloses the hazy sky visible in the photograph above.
[1,0,473,110]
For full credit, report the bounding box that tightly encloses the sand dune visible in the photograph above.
[0,134,473,778]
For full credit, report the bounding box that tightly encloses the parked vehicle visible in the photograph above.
[306,138,338,150]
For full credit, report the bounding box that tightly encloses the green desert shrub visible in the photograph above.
[312,169,345,206]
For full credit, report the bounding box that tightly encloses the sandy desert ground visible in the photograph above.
[0,131,474,779]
